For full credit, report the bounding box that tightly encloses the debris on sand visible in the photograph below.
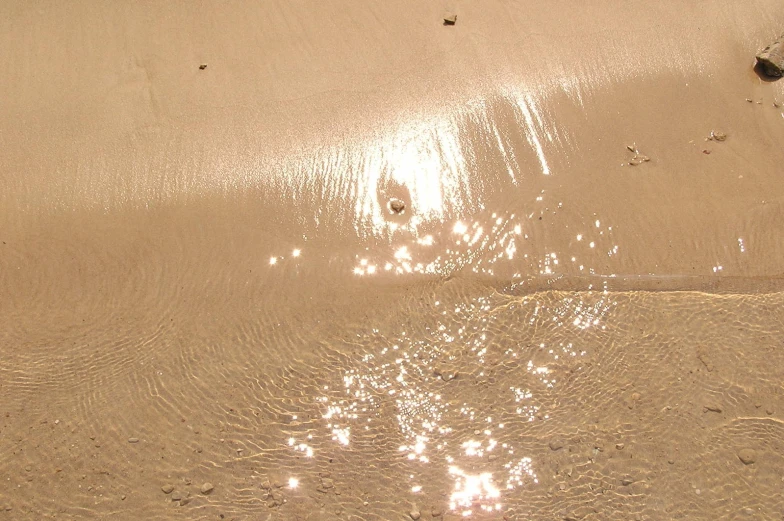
[199,64,207,70]
[389,198,406,214]
[737,448,757,465]
[161,484,174,494]
[128,437,139,443]
[707,131,727,142]
[756,35,784,77]
[625,144,650,166]
[410,510,421,520]
[200,482,214,494]
[443,13,457,25]
[628,154,650,166]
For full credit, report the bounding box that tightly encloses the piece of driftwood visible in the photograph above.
[756,35,784,77]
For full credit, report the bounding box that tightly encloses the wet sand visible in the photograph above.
[2,1,784,519]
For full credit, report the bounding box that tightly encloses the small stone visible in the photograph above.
[431,506,444,517]
[24,465,32,472]
[363,501,369,507]
[631,392,641,401]
[710,131,727,142]
[440,371,457,382]
[199,64,207,70]
[443,13,457,25]
[180,497,191,506]
[121,494,126,500]
[704,405,722,413]
[668,459,675,465]
[410,510,422,520]
[200,482,214,495]
[321,478,334,489]
[766,407,774,415]
[738,448,757,465]
[746,98,753,102]
[621,477,634,486]
[128,437,139,443]
[558,483,566,491]
[161,484,174,494]
[171,491,183,501]
[615,443,625,450]
[549,439,564,451]
[389,199,406,214]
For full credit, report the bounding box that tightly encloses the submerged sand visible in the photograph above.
[2,1,784,519]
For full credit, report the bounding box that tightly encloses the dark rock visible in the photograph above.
[757,36,784,77]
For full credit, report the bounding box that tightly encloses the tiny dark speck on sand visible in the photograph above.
[199,64,207,70]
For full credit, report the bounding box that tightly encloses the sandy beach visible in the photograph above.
[2,1,784,519]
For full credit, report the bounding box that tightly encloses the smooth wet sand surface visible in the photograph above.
[2,1,784,520]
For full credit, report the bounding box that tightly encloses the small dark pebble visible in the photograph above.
[199,64,207,70]
[389,199,406,214]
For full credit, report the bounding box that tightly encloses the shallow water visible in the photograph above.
[2,208,784,520]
